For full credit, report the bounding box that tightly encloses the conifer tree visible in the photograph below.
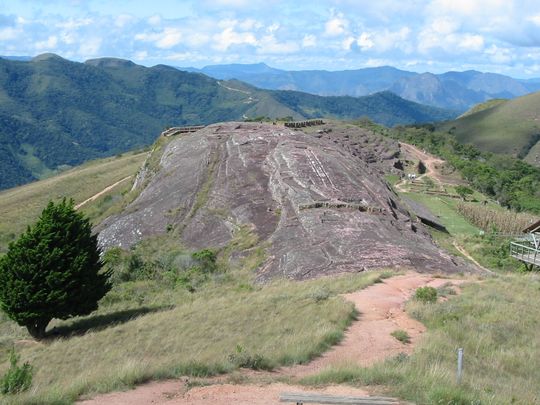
[0,199,110,339]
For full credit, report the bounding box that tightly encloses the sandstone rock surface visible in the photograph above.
[98,122,468,280]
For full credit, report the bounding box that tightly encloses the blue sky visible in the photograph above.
[1,0,540,77]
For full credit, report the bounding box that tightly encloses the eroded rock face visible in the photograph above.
[98,122,468,280]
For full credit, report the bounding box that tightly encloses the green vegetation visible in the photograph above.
[0,151,145,253]
[383,123,540,213]
[302,274,540,405]
[272,90,456,127]
[455,185,474,201]
[458,98,507,118]
[413,286,437,303]
[0,200,110,339]
[439,92,540,165]
[390,330,410,344]
[0,216,389,405]
[0,350,33,395]
[0,56,456,190]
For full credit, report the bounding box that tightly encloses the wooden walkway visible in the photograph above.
[510,242,540,268]
[280,392,403,404]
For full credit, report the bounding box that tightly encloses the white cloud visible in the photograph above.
[459,34,484,51]
[35,35,58,50]
[341,36,355,50]
[0,27,20,41]
[55,18,93,30]
[324,13,348,37]
[302,34,316,48]
[257,34,299,54]
[148,15,161,26]
[135,27,183,49]
[115,14,135,28]
[485,44,512,64]
[527,15,540,26]
[212,27,258,51]
[357,32,374,51]
[78,37,102,57]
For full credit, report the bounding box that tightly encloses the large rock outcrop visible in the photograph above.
[98,122,468,280]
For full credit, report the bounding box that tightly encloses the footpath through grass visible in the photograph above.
[0,152,146,253]
[302,273,540,405]
[0,256,389,404]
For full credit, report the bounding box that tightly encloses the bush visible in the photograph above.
[414,286,438,303]
[391,329,411,344]
[0,349,33,395]
[227,345,273,371]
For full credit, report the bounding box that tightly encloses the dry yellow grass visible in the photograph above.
[0,270,389,404]
[302,273,540,405]
[456,202,539,234]
[0,152,146,252]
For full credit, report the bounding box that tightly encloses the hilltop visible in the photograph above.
[0,55,455,190]
[438,91,540,166]
[98,121,469,279]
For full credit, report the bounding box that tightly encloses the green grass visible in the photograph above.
[403,192,480,236]
[0,250,390,405]
[390,330,410,344]
[0,152,146,253]
[439,92,540,162]
[458,99,507,118]
[301,274,540,405]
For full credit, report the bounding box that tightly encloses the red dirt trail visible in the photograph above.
[78,272,465,405]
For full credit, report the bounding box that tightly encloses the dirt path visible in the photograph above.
[74,176,132,209]
[452,242,494,274]
[394,143,448,192]
[79,272,465,405]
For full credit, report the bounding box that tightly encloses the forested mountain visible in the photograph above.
[182,63,540,111]
[0,54,455,190]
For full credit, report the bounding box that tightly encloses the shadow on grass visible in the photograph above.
[46,305,174,339]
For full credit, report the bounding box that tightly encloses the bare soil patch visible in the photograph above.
[79,272,465,404]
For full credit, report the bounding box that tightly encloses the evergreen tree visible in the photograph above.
[0,199,110,339]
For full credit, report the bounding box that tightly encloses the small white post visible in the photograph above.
[457,348,464,384]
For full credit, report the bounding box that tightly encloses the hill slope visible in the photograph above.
[438,91,540,165]
[0,55,456,190]
[98,122,470,278]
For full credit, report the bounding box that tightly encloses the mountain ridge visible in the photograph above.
[180,63,540,111]
[0,54,456,190]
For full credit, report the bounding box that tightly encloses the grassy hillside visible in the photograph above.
[439,91,540,165]
[272,90,456,127]
[0,55,456,191]
[302,274,540,405]
[0,151,146,253]
[458,98,507,118]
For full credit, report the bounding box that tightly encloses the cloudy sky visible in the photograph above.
[1,0,540,77]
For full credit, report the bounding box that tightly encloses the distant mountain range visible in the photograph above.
[180,63,540,112]
[0,54,454,190]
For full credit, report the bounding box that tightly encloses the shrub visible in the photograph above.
[0,199,110,339]
[0,349,33,395]
[391,330,411,344]
[414,286,438,303]
[227,345,273,371]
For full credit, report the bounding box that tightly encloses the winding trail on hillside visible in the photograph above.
[78,272,466,405]
[452,242,494,274]
[394,143,453,193]
[74,176,132,210]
